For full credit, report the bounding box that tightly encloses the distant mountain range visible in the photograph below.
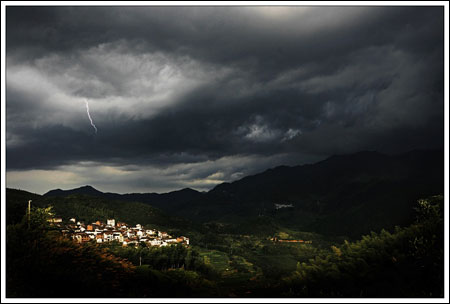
[41,149,443,238]
[45,186,202,212]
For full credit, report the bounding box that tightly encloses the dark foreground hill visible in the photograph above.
[41,149,443,238]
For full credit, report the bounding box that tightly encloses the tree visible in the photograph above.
[7,206,135,297]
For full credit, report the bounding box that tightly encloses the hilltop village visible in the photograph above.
[48,217,189,247]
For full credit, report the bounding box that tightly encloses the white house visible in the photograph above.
[103,231,114,242]
[158,231,169,238]
[107,219,116,227]
[146,229,156,235]
[150,239,162,246]
[113,231,123,242]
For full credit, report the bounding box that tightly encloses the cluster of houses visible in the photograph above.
[49,217,189,247]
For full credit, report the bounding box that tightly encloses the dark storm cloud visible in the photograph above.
[6,6,444,193]
[7,7,442,65]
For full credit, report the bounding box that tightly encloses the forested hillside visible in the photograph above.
[6,188,198,236]
[6,195,444,297]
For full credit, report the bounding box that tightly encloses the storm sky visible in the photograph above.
[6,6,444,194]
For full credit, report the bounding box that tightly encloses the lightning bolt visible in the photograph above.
[84,99,98,134]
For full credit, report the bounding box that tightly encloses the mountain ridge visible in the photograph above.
[39,148,443,237]
[44,185,204,212]
[44,185,200,197]
[42,150,397,198]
